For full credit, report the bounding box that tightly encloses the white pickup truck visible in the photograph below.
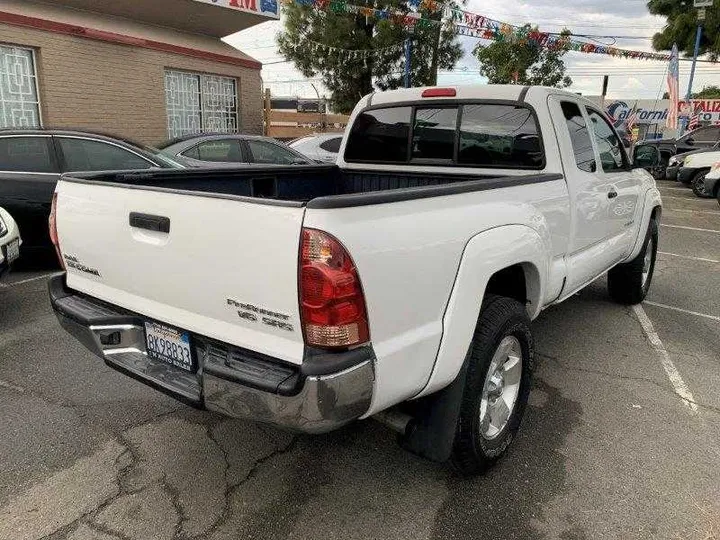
[49,85,661,475]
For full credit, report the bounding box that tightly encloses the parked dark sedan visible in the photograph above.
[158,133,315,167]
[637,125,720,170]
[0,129,183,253]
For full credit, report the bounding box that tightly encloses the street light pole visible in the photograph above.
[683,0,711,134]
[404,36,412,88]
[685,23,703,102]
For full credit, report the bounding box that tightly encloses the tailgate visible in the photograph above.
[55,179,306,364]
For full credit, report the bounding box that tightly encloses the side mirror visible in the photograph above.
[633,145,660,168]
[589,160,597,173]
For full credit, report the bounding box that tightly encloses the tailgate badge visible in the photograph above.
[64,254,101,277]
[226,298,294,332]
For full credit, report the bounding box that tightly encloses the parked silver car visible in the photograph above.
[288,133,343,163]
[159,134,314,167]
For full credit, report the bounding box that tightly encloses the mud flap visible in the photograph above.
[400,358,469,463]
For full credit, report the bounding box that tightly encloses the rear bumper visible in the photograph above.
[49,275,374,433]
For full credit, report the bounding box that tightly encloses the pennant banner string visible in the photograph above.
[280,0,702,62]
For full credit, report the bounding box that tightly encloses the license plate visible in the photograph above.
[3,239,19,264]
[144,322,194,372]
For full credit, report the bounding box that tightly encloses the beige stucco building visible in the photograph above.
[0,0,277,145]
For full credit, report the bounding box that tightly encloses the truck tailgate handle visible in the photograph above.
[129,212,170,233]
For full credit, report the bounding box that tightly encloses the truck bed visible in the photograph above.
[65,165,561,208]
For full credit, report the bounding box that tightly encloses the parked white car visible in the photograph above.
[0,207,21,279]
[49,85,661,475]
[288,133,343,163]
[681,150,720,198]
[700,160,720,201]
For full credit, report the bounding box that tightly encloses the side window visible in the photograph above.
[560,102,596,173]
[187,139,243,162]
[458,104,543,168]
[59,138,153,171]
[412,107,458,160]
[586,108,626,172]
[344,106,412,162]
[246,140,303,164]
[319,137,342,153]
[181,145,201,160]
[0,137,55,173]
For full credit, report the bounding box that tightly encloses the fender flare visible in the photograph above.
[624,187,662,263]
[413,224,548,399]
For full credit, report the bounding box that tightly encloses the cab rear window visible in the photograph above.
[344,102,544,169]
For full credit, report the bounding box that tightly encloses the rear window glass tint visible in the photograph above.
[412,107,458,160]
[458,105,543,168]
[345,107,411,162]
[0,137,54,172]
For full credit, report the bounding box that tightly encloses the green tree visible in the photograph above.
[473,26,572,87]
[693,85,720,98]
[278,2,462,113]
[663,85,720,99]
[648,0,719,60]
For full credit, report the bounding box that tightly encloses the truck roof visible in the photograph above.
[366,84,590,108]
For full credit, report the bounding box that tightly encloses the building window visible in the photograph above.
[164,70,238,138]
[0,45,41,128]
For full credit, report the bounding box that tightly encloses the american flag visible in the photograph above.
[687,110,700,131]
[666,43,679,130]
[626,103,639,131]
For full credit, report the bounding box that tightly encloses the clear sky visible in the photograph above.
[225,0,720,101]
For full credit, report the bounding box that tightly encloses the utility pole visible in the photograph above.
[601,75,609,109]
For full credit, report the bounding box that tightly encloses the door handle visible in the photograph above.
[129,212,170,233]
[607,190,618,199]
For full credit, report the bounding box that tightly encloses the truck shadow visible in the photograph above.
[228,375,582,539]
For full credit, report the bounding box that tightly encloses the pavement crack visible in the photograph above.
[199,433,298,539]
[87,520,133,540]
[537,352,720,416]
[159,474,185,540]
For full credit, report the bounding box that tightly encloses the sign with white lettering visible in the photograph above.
[693,0,713,8]
[192,0,279,19]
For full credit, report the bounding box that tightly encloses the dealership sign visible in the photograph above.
[193,0,280,18]
[606,99,720,125]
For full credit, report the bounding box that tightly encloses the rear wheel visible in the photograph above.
[451,295,533,476]
[608,219,658,304]
[691,171,713,198]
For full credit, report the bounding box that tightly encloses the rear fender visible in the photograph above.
[414,224,547,399]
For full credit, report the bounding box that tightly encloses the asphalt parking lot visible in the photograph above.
[1,179,718,540]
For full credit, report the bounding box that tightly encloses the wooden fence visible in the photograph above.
[263,90,349,139]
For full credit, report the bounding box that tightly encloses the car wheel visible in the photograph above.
[451,294,533,476]
[691,171,713,198]
[608,219,658,305]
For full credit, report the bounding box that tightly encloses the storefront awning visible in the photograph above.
[53,0,279,37]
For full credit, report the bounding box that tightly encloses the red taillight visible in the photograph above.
[299,228,369,349]
[421,87,456,98]
[49,193,65,269]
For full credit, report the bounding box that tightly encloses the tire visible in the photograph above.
[451,294,534,477]
[608,219,658,305]
[691,171,713,198]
